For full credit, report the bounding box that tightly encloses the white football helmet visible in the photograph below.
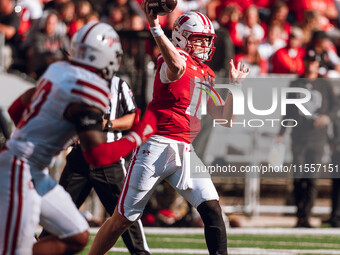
[172,12,216,62]
[69,22,123,80]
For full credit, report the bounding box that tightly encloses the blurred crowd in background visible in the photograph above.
[1,0,340,80]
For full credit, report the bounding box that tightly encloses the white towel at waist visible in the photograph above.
[170,143,193,190]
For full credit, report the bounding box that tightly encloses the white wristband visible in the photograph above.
[127,131,142,146]
[150,25,164,38]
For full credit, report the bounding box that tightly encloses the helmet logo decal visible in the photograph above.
[104,36,118,47]
[178,16,189,25]
[97,34,118,48]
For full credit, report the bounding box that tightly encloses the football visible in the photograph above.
[148,0,177,16]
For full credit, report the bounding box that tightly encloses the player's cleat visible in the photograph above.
[295,218,313,228]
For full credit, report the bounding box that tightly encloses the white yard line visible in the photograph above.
[109,247,209,254]
[90,227,340,236]
[109,247,340,255]
[227,228,340,236]
[146,237,340,248]
[91,227,340,255]
[230,248,340,255]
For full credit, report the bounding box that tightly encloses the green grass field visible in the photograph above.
[78,230,340,255]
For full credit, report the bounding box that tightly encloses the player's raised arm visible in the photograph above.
[142,0,186,81]
[207,59,250,126]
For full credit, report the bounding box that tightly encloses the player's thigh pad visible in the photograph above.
[0,151,41,255]
[166,151,219,208]
[39,184,89,239]
[118,141,173,221]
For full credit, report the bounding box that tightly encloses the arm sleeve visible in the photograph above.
[159,62,172,84]
[83,136,137,167]
[158,52,187,84]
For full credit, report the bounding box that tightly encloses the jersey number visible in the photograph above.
[18,79,52,128]
[185,77,206,119]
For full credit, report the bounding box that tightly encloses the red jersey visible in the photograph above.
[271,47,305,75]
[148,48,215,143]
[289,0,335,22]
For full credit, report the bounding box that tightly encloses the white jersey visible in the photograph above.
[6,61,109,170]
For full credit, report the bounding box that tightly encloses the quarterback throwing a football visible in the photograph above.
[89,2,249,255]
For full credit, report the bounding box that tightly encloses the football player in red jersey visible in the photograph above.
[89,2,250,255]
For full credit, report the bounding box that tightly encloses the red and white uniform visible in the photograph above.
[0,61,109,255]
[118,49,219,222]
[148,47,215,143]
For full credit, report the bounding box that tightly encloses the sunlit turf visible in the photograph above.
[78,232,340,254]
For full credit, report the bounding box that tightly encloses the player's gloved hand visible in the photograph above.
[126,109,157,146]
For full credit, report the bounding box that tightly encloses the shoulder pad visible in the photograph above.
[70,78,110,113]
